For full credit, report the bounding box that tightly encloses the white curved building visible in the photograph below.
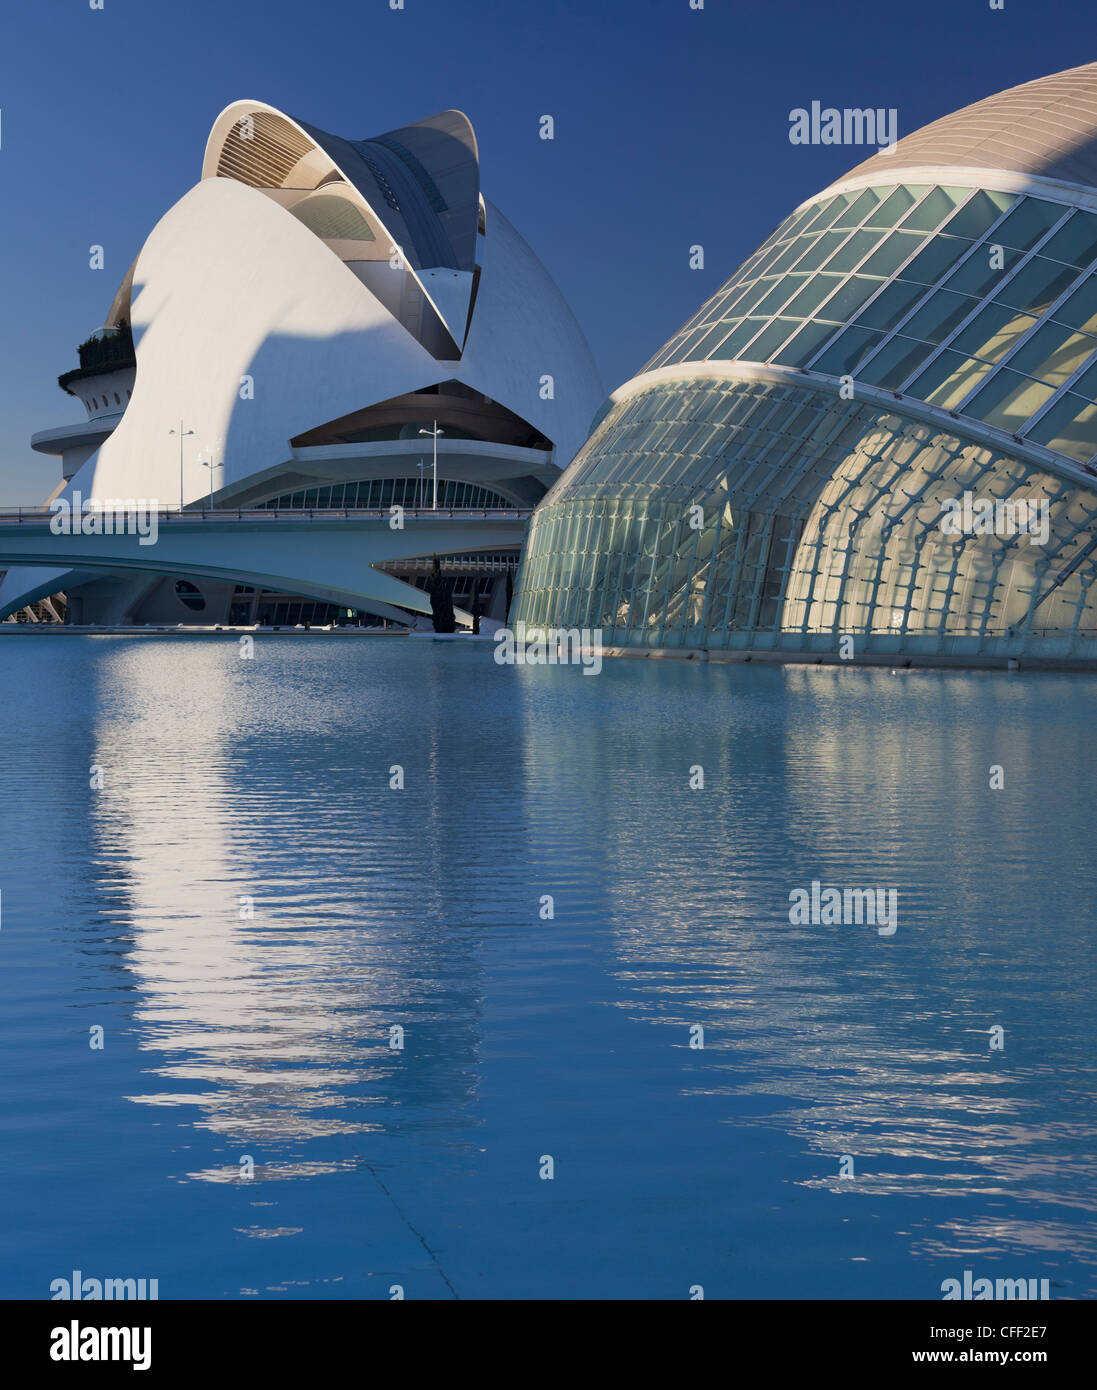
[1,101,603,625]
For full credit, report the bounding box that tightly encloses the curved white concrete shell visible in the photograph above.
[1,100,603,625]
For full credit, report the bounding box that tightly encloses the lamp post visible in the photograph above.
[200,440,223,510]
[169,421,194,512]
[418,421,444,510]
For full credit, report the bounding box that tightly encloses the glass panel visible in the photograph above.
[832,187,882,229]
[965,370,1056,430]
[767,237,818,274]
[1052,275,1097,333]
[859,230,925,277]
[781,273,844,318]
[1025,394,1097,462]
[852,279,925,331]
[820,227,886,272]
[740,319,798,362]
[795,197,838,235]
[993,257,1078,314]
[1038,210,1097,268]
[788,231,845,272]
[944,244,1024,297]
[857,336,935,389]
[939,189,1015,240]
[816,274,883,321]
[754,275,808,316]
[907,351,993,409]
[951,303,1038,363]
[711,319,769,358]
[733,278,785,316]
[769,319,838,367]
[901,289,976,342]
[693,321,738,358]
[1069,359,1097,398]
[989,197,1065,250]
[1005,322,1097,387]
[810,327,886,376]
[898,186,967,231]
[806,195,855,233]
[900,237,973,285]
[863,185,922,228]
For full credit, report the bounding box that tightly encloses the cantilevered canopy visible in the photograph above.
[202,100,480,273]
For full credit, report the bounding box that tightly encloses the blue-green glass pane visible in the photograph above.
[901,289,977,343]
[951,303,1038,362]
[1005,322,1097,386]
[907,351,993,409]
[821,227,887,272]
[993,257,1079,314]
[1025,394,1097,462]
[788,231,846,272]
[857,336,936,389]
[1052,275,1097,333]
[711,319,769,359]
[740,319,799,362]
[852,279,926,331]
[816,274,884,321]
[939,189,1015,240]
[965,370,1056,430]
[832,187,882,229]
[693,321,739,358]
[754,275,808,316]
[769,319,839,367]
[766,238,818,275]
[1036,210,1097,268]
[781,273,844,318]
[863,185,923,228]
[810,327,886,376]
[859,230,925,277]
[899,186,968,231]
[990,197,1065,251]
[900,236,974,285]
[944,244,1024,297]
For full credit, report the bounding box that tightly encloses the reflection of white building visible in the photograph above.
[0,102,602,625]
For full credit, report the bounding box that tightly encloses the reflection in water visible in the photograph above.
[2,638,1095,1296]
[520,662,1097,1266]
[88,641,492,1169]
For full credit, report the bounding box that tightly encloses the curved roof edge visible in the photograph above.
[589,360,1097,494]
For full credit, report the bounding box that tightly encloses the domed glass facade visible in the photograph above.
[514,65,1097,665]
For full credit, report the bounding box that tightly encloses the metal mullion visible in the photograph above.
[1016,262,1097,434]
[800,183,958,371]
[891,204,1076,404]
[696,508,725,639]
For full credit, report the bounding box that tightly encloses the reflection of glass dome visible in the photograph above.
[515,64,1097,667]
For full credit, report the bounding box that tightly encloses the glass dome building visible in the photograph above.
[514,63,1097,666]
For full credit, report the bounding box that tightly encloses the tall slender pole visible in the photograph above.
[433,418,438,510]
[170,421,194,512]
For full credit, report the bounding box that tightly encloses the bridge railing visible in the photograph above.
[0,506,533,523]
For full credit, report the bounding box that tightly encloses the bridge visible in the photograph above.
[0,507,531,623]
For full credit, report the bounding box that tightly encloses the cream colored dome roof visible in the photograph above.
[841,61,1097,190]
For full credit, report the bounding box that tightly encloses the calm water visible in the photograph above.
[0,636,1095,1300]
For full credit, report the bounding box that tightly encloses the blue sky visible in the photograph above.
[1,0,1094,501]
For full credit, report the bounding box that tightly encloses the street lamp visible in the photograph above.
[418,421,444,510]
[169,421,194,512]
[199,440,223,510]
